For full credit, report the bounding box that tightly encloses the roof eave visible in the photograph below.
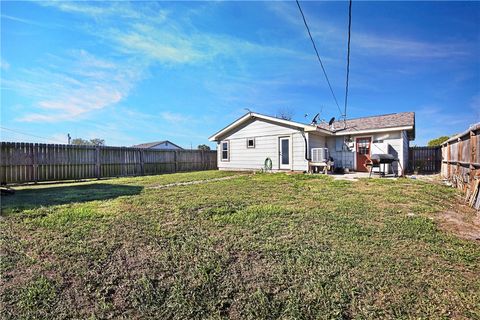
[332,125,414,136]
[209,112,313,141]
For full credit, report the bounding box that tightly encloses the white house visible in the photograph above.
[208,112,415,175]
[132,140,183,150]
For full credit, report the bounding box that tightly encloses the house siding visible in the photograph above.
[217,119,308,171]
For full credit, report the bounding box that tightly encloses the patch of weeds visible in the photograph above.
[210,204,293,224]
[131,276,168,313]
[26,205,101,229]
[385,216,480,266]
[242,288,283,319]
[16,276,58,319]
[201,201,247,218]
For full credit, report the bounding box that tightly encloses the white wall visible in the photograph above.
[216,119,309,171]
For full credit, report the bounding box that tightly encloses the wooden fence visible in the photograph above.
[0,142,217,185]
[441,123,480,210]
[407,146,442,173]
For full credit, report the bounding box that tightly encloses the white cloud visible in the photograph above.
[354,33,469,59]
[5,50,142,122]
[0,58,9,71]
[267,1,471,60]
[160,111,195,124]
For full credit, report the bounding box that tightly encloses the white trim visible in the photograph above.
[220,140,229,162]
[354,136,373,171]
[209,112,323,141]
[279,136,291,170]
[246,137,255,148]
[333,126,413,136]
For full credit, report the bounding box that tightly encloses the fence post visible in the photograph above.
[33,144,38,184]
[140,149,145,176]
[471,130,476,181]
[174,150,178,173]
[96,146,101,179]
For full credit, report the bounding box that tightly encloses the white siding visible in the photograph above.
[216,119,308,171]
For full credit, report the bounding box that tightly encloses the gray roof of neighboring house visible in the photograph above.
[131,140,183,149]
[317,112,415,139]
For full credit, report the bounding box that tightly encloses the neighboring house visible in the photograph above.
[132,140,183,150]
[209,112,415,175]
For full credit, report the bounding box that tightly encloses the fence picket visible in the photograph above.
[0,142,217,184]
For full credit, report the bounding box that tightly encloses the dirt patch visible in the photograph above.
[148,174,248,189]
[437,208,480,241]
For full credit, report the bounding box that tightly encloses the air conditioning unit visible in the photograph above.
[311,148,329,163]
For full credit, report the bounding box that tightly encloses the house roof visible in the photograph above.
[209,111,416,141]
[317,112,415,139]
[132,140,183,149]
[208,112,329,141]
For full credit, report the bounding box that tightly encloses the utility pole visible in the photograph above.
[67,133,71,144]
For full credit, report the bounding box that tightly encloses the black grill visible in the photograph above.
[370,154,397,164]
[367,154,399,177]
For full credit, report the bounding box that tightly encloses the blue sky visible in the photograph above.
[1,1,479,148]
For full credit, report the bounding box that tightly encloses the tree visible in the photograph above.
[71,138,106,146]
[427,136,449,147]
[197,144,211,151]
[276,108,294,121]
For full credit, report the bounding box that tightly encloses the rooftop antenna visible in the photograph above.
[310,113,320,125]
[244,108,252,114]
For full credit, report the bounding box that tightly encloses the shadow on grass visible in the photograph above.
[1,183,143,212]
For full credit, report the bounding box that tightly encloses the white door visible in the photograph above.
[279,137,290,170]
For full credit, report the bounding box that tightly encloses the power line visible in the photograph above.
[344,0,353,121]
[0,126,66,144]
[295,0,343,118]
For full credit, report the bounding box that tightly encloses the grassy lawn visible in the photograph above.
[1,171,479,319]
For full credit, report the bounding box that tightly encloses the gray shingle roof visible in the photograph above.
[318,112,415,137]
[131,140,183,149]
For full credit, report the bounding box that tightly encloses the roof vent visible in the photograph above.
[328,117,336,131]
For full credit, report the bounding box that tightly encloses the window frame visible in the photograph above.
[220,140,230,161]
[246,137,255,149]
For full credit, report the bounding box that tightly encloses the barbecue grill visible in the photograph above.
[367,154,399,177]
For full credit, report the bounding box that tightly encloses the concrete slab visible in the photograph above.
[329,172,398,181]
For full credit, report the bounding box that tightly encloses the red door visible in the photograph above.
[356,137,371,172]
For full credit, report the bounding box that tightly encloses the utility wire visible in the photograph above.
[295,0,343,118]
[0,126,66,144]
[343,0,353,122]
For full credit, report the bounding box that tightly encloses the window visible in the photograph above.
[221,141,229,161]
[247,138,255,148]
[356,138,371,155]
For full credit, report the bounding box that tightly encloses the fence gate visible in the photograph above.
[408,146,441,173]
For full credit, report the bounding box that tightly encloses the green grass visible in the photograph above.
[1,170,479,319]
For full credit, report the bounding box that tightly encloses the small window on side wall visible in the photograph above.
[247,138,255,148]
[221,141,229,161]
